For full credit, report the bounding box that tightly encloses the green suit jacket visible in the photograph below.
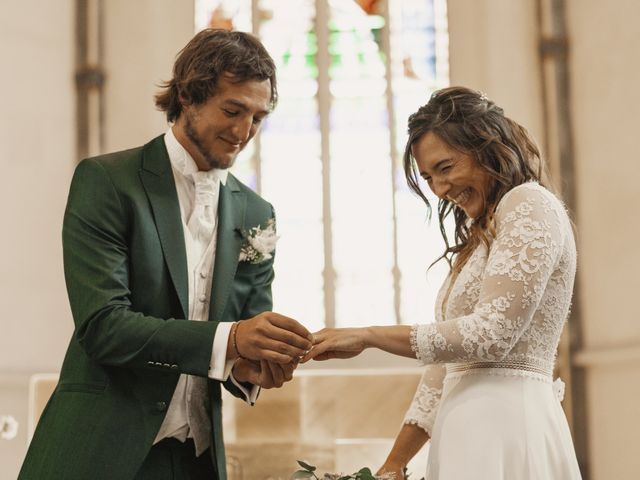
[19,135,275,480]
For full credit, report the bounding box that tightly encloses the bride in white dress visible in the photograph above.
[304,87,582,479]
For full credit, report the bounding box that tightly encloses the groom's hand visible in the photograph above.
[231,312,312,364]
[232,358,298,389]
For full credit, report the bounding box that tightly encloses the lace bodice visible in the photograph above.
[404,182,576,435]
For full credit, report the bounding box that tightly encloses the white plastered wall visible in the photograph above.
[567,0,640,478]
[102,0,195,152]
[0,2,74,478]
[447,0,545,148]
[0,2,193,478]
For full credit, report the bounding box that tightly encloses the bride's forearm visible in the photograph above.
[363,325,415,358]
[382,423,430,470]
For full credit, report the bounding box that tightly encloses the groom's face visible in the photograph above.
[178,75,271,171]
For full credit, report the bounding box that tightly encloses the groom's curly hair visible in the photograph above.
[155,29,278,122]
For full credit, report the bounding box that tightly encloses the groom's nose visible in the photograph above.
[229,116,254,144]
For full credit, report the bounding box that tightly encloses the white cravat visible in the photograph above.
[154,128,258,455]
[184,170,221,456]
[187,170,221,254]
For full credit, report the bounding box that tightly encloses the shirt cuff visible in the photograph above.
[229,371,261,405]
[208,322,235,381]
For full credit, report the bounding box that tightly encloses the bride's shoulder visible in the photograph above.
[495,181,565,219]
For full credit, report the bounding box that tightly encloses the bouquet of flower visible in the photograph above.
[291,460,424,480]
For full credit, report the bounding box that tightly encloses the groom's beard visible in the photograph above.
[184,111,237,170]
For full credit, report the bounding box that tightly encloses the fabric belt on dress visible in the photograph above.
[447,360,552,377]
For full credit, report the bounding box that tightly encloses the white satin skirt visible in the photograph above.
[426,367,582,480]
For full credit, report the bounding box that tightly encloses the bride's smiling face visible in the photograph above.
[412,131,494,219]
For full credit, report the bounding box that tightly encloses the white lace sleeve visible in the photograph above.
[403,364,446,436]
[411,184,565,363]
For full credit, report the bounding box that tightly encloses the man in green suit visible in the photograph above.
[19,29,312,480]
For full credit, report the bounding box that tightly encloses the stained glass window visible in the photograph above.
[195,0,449,332]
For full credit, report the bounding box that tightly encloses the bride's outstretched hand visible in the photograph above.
[302,327,370,362]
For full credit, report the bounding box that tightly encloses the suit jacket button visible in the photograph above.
[155,401,167,413]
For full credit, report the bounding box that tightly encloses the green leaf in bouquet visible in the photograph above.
[357,467,376,480]
[292,470,316,479]
[297,460,317,472]
[359,474,376,480]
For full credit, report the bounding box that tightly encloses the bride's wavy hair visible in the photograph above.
[403,86,552,271]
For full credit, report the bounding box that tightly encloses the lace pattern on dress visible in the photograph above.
[403,183,575,438]
[411,183,575,372]
[403,383,443,436]
[409,324,420,357]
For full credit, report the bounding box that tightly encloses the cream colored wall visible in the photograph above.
[447,0,545,146]
[0,2,193,478]
[0,2,74,478]
[568,0,640,478]
[102,0,195,152]
[0,1,75,374]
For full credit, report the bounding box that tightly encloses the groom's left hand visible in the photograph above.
[232,358,298,389]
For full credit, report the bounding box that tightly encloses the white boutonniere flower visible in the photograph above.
[238,218,279,264]
[0,415,18,440]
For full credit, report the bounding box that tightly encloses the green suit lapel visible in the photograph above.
[139,136,189,319]
[210,175,246,322]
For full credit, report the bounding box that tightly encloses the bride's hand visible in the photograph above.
[301,327,370,362]
[377,462,405,479]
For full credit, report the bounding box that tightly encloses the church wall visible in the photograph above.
[102,0,194,152]
[0,2,75,477]
[567,0,640,478]
[0,2,193,478]
[447,0,545,152]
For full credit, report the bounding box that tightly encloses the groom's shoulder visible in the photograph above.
[85,146,143,172]
[229,174,274,213]
[83,135,164,171]
[74,135,166,186]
